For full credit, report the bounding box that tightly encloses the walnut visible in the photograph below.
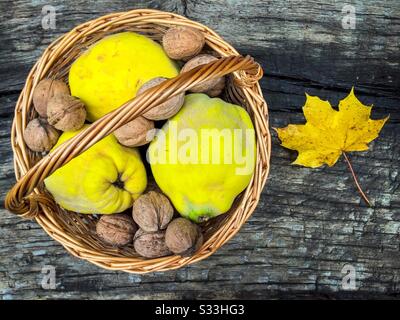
[205,77,226,97]
[162,26,205,61]
[165,218,203,255]
[137,77,185,120]
[32,79,70,118]
[96,214,137,247]
[180,54,225,97]
[132,191,174,232]
[23,118,60,152]
[47,94,86,131]
[133,229,171,258]
[114,116,155,147]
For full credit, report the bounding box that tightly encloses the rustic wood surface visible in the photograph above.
[0,0,399,299]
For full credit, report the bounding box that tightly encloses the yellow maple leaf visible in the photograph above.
[275,88,389,168]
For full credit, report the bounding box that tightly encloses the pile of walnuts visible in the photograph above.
[96,191,203,258]
[24,79,86,152]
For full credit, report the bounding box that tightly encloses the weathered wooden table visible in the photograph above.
[0,0,399,299]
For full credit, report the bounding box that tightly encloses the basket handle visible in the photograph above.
[5,55,262,218]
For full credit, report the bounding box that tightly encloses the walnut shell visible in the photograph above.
[23,118,60,152]
[114,116,155,147]
[132,191,174,232]
[32,79,70,118]
[165,218,203,255]
[96,214,137,247]
[47,94,86,131]
[162,26,205,60]
[180,54,225,97]
[133,229,171,258]
[137,77,185,120]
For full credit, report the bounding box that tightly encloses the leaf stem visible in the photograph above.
[342,152,371,206]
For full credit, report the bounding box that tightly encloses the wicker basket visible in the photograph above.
[5,9,271,273]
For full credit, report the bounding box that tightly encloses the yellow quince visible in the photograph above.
[44,126,147,214]
[148,93,256,222]
[69,32,179,121]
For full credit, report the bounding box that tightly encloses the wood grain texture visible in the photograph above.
[0,0,399,299]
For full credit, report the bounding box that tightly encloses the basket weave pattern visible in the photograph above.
[5,9,271,273]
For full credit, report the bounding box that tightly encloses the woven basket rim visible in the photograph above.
[6,8,271,273]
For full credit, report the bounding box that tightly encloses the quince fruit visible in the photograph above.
[44,125,147,214]
[69,32,179,121]
[148,93,256,222]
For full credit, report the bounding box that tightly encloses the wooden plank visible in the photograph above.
[0,0,399,299]
[1,0,398,116]
[1,107,398,298]
[183,0,400,120]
